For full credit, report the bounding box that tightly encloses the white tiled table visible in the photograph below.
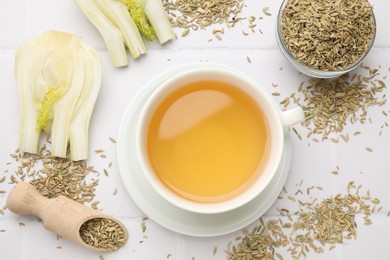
[1,0,390,259]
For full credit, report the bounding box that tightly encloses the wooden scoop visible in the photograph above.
[6,182,128,252]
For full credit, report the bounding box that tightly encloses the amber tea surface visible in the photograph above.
[146,80,269,202]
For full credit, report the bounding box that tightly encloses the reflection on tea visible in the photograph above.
[146,81,269,202]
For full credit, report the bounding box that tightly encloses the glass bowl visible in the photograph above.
[276,0,376,78]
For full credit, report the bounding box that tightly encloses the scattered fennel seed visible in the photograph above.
[340,134,349,143]
[280,67,387,141]
[262,7,271,16]
[8,146,100,205]
[214,33,222,41]
[181,29,190,37]
[226,182,381,259]
[287,196,296,202]
[213,246,218,255]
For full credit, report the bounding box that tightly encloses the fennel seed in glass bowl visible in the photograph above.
[276,0,376,78]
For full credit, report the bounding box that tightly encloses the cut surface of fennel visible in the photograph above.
[15,30,102,161]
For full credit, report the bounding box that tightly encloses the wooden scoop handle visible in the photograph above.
[6,182,49,218]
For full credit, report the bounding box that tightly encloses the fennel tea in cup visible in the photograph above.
[137,66,304,214]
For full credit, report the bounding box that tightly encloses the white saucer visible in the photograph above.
[117,63,292,237]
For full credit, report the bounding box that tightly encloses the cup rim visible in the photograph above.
[276,0,377,78]
[136,65,285,214]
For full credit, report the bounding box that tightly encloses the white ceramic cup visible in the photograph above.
[136,65,305,214]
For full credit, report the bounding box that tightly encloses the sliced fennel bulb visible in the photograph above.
[142,0,175,44]
[75,0,129,67]
[94,0,146,59]
[120,0,155,41]
[69,44,102,161]
[75,0,175,67]
[121,0,176,44]
[15,31,102,161]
